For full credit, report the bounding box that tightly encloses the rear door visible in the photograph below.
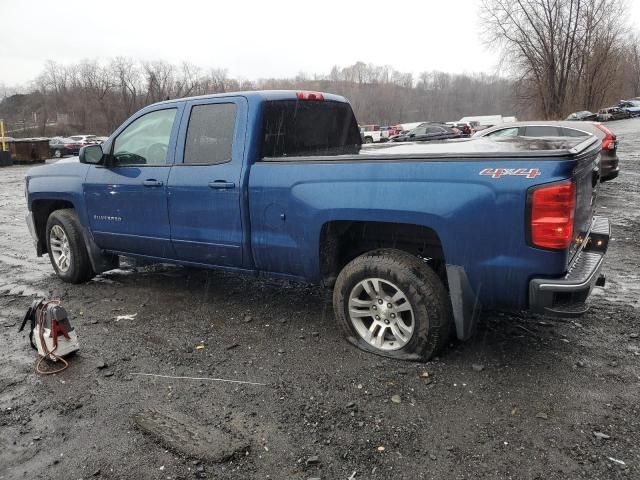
[84,105,182,258]
[167,96,247,267]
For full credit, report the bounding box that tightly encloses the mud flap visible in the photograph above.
[445,265,481,340]
[80,227,119,274]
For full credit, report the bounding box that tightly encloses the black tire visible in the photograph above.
[45,209,95,283]
[333,248,452,361]
[54,149,62,158]
[364,136,374,144]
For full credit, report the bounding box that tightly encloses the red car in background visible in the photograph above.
[446,122,473,136]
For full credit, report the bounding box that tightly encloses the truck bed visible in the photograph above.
[262,136,599,161]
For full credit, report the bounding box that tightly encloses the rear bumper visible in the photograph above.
[529,216,610,316]
[600,154,619,181]
[601,168,619,181]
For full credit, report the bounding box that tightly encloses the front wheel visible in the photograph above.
[53,149,62,158]
[46,209,95,283]
[333,249,452,361]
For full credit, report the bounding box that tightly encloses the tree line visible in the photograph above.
[0,59,519,137]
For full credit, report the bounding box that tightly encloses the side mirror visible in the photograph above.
[79,144,104,164]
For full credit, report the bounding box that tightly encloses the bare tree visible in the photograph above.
[111,57,142,118]
[482,0,628,118]
[142,61,177,103]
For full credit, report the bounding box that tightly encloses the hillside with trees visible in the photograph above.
[1,0,638,137]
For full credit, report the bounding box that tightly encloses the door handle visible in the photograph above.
[208,180,235,189]
[143,179,163,187]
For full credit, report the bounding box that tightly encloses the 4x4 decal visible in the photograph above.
[480,168,541,179]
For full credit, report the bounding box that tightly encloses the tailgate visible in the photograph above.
[568,143,601,264]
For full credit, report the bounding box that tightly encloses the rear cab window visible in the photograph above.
[261,100,361,159]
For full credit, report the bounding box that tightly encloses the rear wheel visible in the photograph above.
[333,249,452,361]
[46,209,95,283]
[364,136,374,144]
[53,149,62,158]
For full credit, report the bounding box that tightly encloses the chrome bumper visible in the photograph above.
[529,216,610,316]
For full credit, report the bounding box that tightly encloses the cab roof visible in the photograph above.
[149,90,349,108]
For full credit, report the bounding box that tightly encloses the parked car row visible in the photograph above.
[358,124,406,143]
[360,115,519,144]
[567,99,640,122]
[48,134,108,158]
[390,122,462,142]
[473,121,619,181]
[361,116,619,183]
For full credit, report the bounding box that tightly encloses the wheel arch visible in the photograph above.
[31,199,76,255]
[319,220,446,288]
[31,199,118,274]
[319,220,480,342]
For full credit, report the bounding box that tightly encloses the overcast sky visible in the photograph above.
[2,0,639,87]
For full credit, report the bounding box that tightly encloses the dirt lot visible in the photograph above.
[1,121,639,480]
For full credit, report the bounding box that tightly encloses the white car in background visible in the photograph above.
[359,125,384,143]
[68,134,99,145]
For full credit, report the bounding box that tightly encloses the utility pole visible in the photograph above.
[0,119,6,151]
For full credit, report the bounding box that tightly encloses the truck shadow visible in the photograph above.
[86,263,592,367]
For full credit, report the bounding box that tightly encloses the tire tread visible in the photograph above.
[333,248,451,360]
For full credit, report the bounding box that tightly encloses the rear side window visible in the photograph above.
[261,100,361,158]
[561,127,589,138]
[184,103,237,165]
[524,126,562,137]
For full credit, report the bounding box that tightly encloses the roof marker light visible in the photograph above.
[296,91,324,101]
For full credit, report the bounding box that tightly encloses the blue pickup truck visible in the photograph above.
[25,90,610,360]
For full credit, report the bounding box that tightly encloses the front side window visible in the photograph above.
[184,103,237,165]
[410,125,428,136]
[113,108,177,166]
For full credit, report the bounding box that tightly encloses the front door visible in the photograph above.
[84,105,183,258]
[167,97,247,267]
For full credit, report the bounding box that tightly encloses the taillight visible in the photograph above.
[296,91,324,101]
[594,123,616,150]
[601,137,616,150]
[529,181,575,249]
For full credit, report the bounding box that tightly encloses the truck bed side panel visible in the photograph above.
[249,158,576,310]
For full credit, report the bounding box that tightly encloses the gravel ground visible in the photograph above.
[1,120,639,480]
